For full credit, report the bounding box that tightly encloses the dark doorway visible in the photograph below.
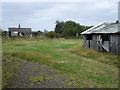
[101,34,110,42]
[86,35,92,40]
[21,33,25,36]
[86,35,92,48]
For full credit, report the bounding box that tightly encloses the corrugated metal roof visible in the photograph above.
[81,22,120,34]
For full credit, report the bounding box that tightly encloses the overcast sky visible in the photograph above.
[2,1,119,31]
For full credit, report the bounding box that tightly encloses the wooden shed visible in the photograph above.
[81,22,120,55]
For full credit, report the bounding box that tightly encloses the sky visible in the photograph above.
[118,1,120,22]
[1,0,119,31]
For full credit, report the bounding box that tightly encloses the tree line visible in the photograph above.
[1,20,93,38]
[54,20,92,38]
[46,20,92,38]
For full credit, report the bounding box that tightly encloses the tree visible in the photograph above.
[0,30,2,36]
[63,20,81,37]
[46,31,56,39]
[2,31,8,37]
[54,20,93,38]
[55,20,64,34]
[37,30,43,35]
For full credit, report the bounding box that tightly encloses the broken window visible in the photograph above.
[101,34,110,41]
[101,34,110,52]
[86,35,92,40]
[86,35,92,48]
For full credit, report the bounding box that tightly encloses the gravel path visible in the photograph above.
[3,56,72,88]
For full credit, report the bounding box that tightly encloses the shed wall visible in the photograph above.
[83,35,93,48]
[83,34,120,55]
[92,35,98,50]
[83,35,87,48]
[110,34,120,55]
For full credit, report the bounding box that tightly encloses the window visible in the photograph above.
[101,34,109,41]
[86,35,92,40]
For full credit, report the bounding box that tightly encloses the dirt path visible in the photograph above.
[3,56,72,88]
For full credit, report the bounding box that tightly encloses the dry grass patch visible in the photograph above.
[50,60,69,64]
[68,46,118,67]
[3,51,53,65]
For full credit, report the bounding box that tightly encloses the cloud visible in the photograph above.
[2,0,120,2]
[2,2,118,31]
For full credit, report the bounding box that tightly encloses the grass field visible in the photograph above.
[2,37,118,88]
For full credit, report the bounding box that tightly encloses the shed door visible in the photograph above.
[101,34,110,52]
[86,35,92,48]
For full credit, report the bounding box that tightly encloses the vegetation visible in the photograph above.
[55,20,93,38]
[1,30,7,37]
[2,37,118,88]
[29,76,45,84]
[0,30,2,36]
[46,31,56,39]
[2,20,92,39]
[2,56,21,88]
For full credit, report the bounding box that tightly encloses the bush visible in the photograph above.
[46,31,57,39]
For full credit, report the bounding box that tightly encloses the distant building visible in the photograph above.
[32,31,39,37]
[81,21,120,55]
[8,24,32,37]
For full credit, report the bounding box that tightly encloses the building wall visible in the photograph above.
[83,35,87,48]
[11,31,18,36]
[83,35,99,50]
[18,28,31,33]
[83,34,120,55]
[92,35,98,50]
[9,28,32,37]
[118,34,120,55]
[83,35,91,48]
[109,34,120,55]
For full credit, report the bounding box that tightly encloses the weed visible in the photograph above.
[29,76,45,84]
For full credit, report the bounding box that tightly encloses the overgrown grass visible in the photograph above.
[2,37,118,88]
[2,56,21,88]
[29,76,45,85]
[4,51,52,65]
[68,46,118,67]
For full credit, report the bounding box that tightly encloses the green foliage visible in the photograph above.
[55,20,93,38]
[37,30,43,35]
[2,31,8,37]
[29,76,45,84]
[46,31,56,39]
[55,20,64,34]
[0,29,8,37]
[0,30,2,36]
[44,20,93,39]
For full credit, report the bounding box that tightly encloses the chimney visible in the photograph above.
[18,24,21,28]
